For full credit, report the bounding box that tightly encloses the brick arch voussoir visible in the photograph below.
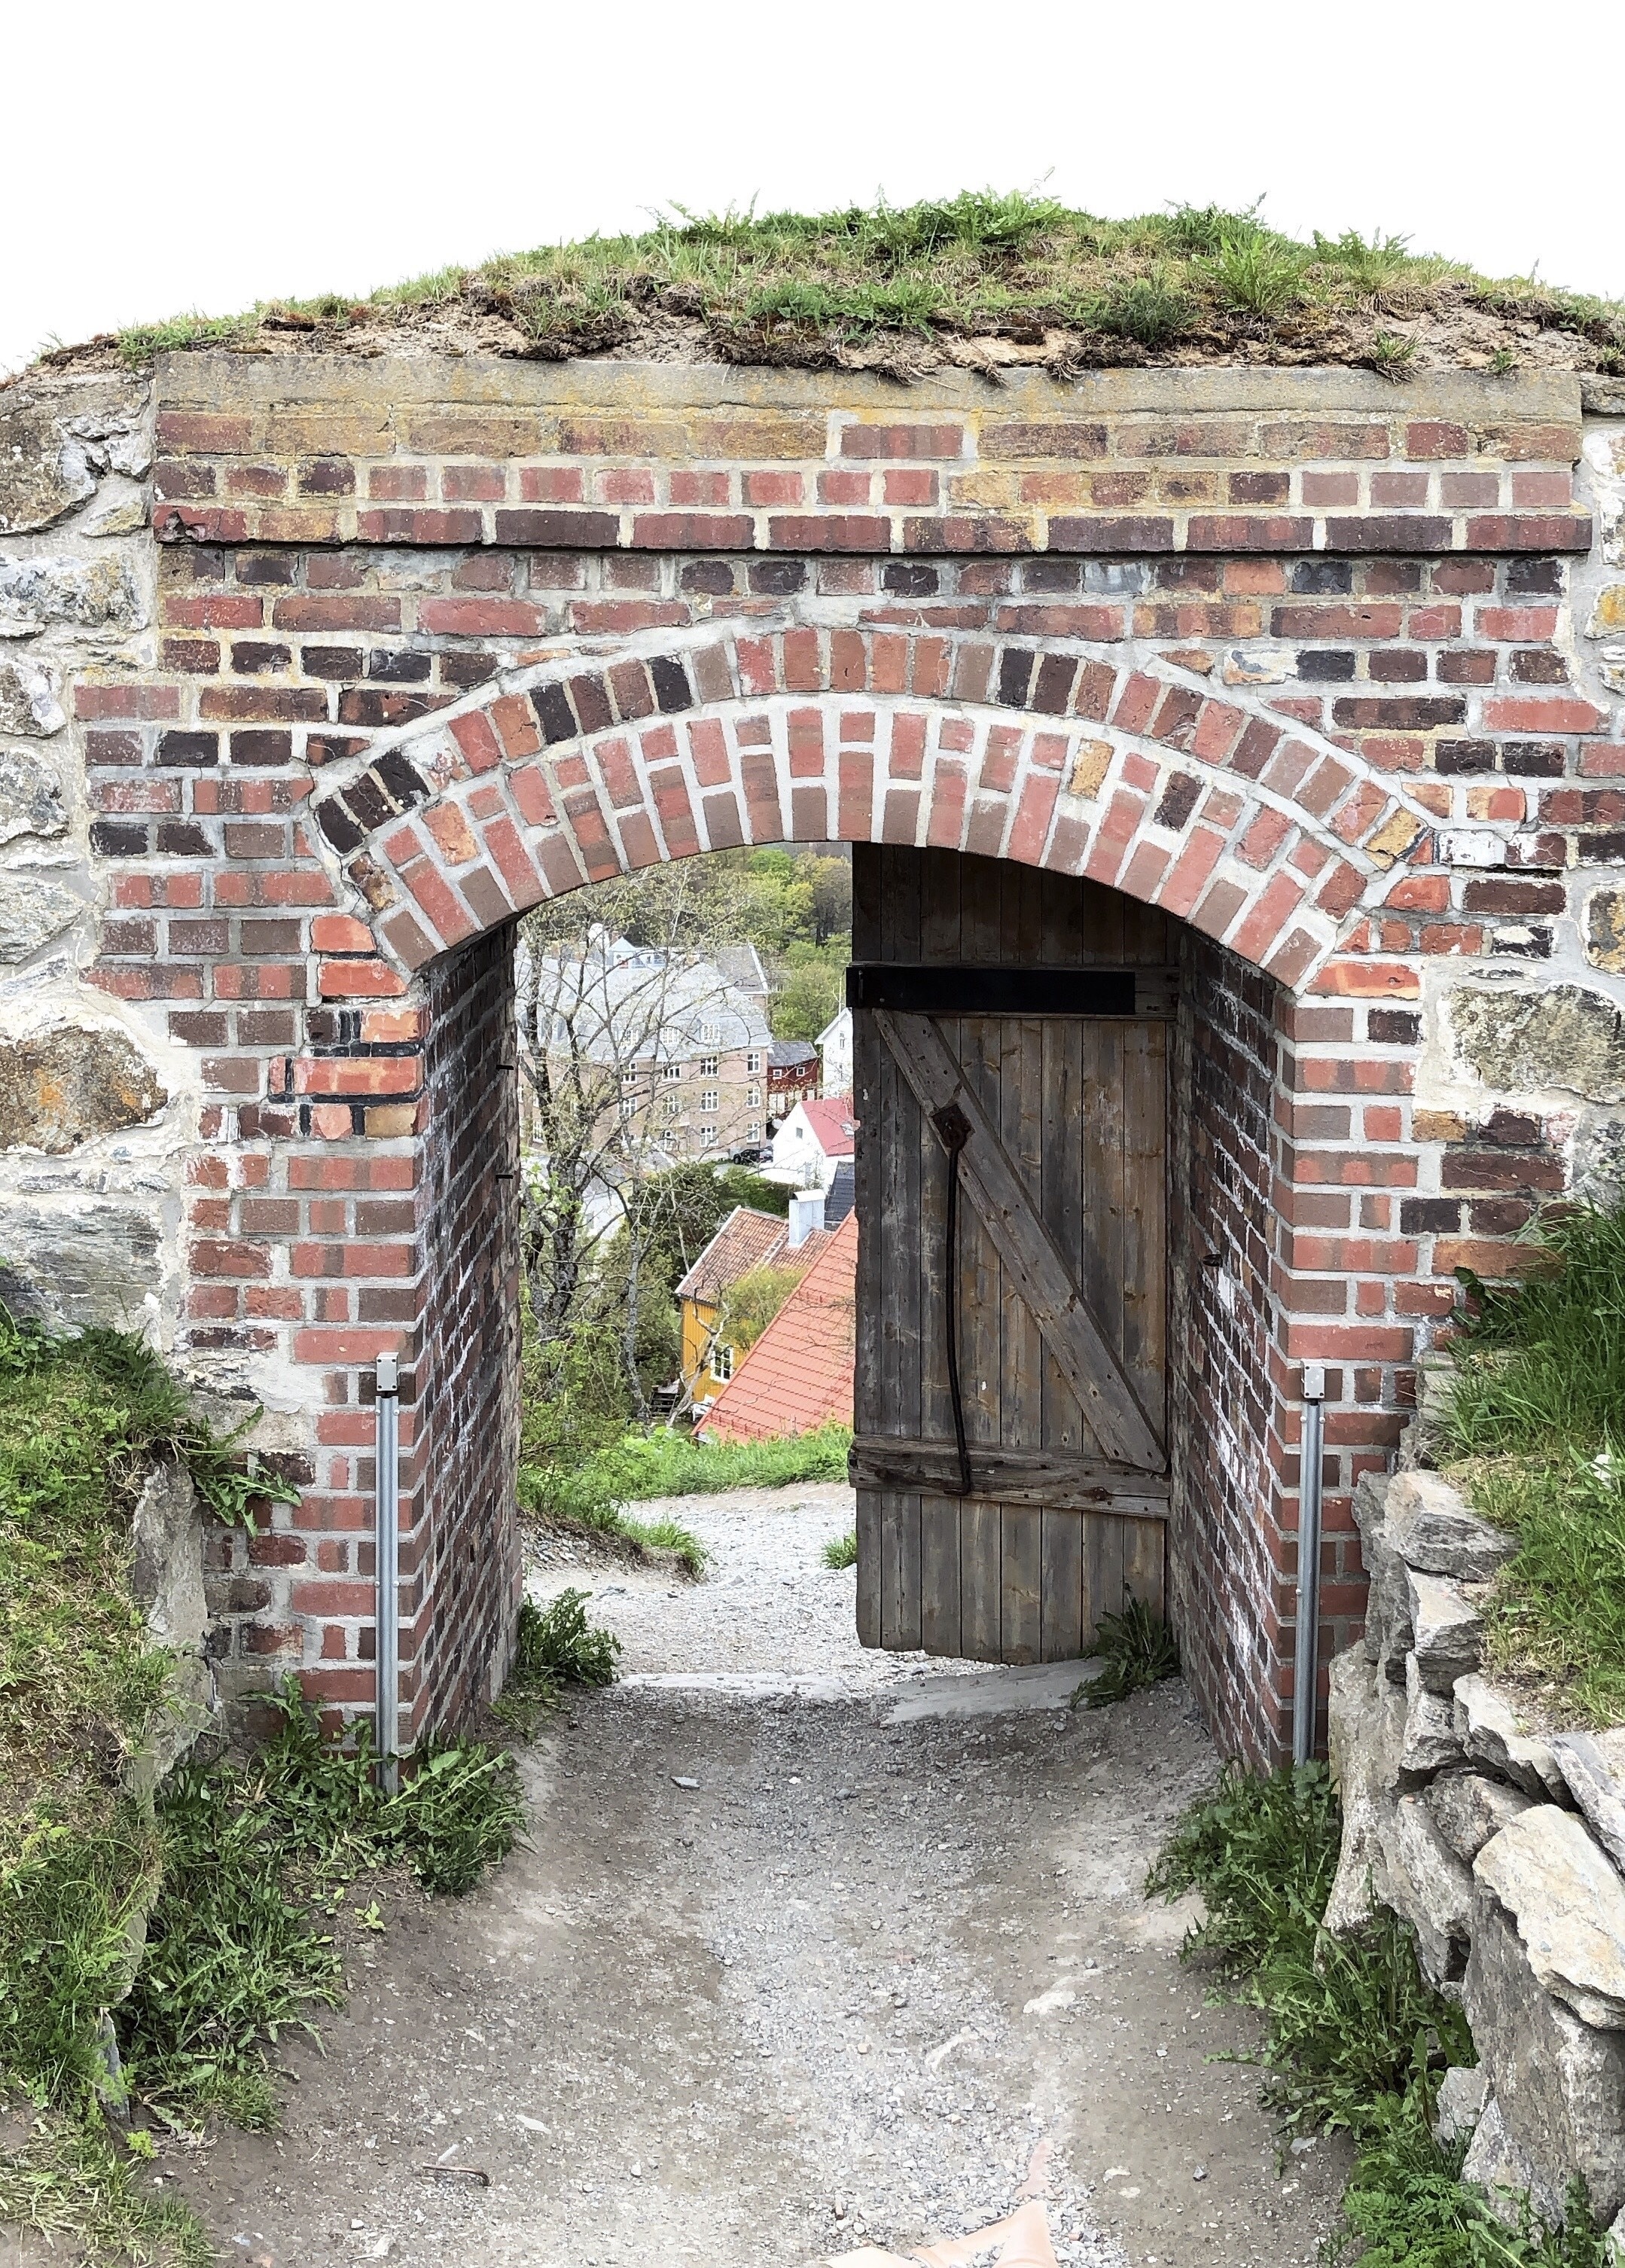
[307,622,1439,998]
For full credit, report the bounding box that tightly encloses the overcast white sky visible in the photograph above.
[6,1,1623,378]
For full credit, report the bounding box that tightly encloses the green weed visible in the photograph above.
[823,1530,858,1570]
[1367,329,1419,376]
[617,1515,708,1575]
[1197,230,1306,317]
[1437,1200,1625,1725]
[1077,1593,1180,1708]
[1459,1454,1625,1728]
[1093,272,1194,349]
[511,1590,620,1689]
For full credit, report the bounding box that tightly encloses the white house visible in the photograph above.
[768,1095,858,1193]
[816,1003,852,1098]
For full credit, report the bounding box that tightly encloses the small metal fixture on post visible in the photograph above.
[374,1352,400,1797]
[1292,1361,1326,1768]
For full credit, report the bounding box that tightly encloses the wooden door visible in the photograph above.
[850,846,1172,1663]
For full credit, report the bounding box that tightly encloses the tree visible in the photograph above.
[772,945,845,1042]
[516,870,748,1422]
[719,1262,806,1355]
[805,853,853,946]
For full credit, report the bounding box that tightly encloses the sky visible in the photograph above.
[5,0,1624,379]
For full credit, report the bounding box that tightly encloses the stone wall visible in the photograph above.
[5,349,1625,1754]
[1328,1449,1625,2230]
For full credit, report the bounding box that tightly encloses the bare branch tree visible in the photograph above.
[516,865,770,1417]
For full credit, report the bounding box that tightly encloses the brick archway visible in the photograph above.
[38,348,1605,1765]
[306,621,1440,1002]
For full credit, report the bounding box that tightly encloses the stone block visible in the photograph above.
[0,658,66,737]
[130,1462,207,1649]
[1464,1898,1625,2223]
[0,395,98,535]
[1551,1731,1625,1878]
[125,1460,218,1802]
[1426,1769,1535,1864]
[0,748,67,845]
[0,1196,161,1331]
[1408,1567,1484,1693]
[1462,2090,1565,2233]
[0,871,85,964]
[1325,1647,1407,1933]
[1403,1651,1465,1776]
[0,1026,167,1153]
[1389,1792,1474,1988]
[1475,1807,1625,2030]
[0,553,143,635]
[1385,1469,1518,1582]
[1434,2062,1486,2150]
[1453,1675,1568,1800]
[1450,984,1625,1107]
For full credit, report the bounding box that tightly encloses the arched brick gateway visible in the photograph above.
[309,621,1438,996]
[6,347,1622,1765]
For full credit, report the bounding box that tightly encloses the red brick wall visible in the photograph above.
[75,355,1619,1760]
[408,926,523,1727]
[1169,937,1282,1760]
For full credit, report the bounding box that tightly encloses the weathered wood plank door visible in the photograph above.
[850,845,1172,1663]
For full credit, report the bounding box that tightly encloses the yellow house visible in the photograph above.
[675,1206,791,1409]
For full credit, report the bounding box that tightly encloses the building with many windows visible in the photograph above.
[520,934,773,1166]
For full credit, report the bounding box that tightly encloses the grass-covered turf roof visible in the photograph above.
[42,194,1625,380]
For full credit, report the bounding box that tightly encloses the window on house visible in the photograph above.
[711,1343,733,1382]
[747,1085,761,1107]
[700,1021,720,1046]
[748,1120,763,1141]
[701,1089,718,1113]
[620,1068,639,1089]
[618,1096,636,1121]
[746,1051,762,1074]
[662,1096,679,1118]
[699,1054,719,1076]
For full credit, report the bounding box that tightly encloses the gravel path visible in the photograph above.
[175,1485,1346,2266]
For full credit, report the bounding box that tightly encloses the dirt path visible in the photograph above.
[175,1486,1345,2266]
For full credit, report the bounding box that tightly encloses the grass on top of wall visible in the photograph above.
[1441,1199,1625,1730]
[90,194,1625,376]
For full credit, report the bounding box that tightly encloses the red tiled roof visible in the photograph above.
[797,1096,858,1156]
[675,1206,788,1302]
[701,1211,858,1443]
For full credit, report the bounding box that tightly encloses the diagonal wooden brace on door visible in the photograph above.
[873,1006,1165,1473]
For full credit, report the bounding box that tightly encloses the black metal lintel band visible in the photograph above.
[846,964,1165,1016]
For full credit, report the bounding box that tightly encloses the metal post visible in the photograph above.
[374,1352,400,1796]
[1292,1361,1326,1767]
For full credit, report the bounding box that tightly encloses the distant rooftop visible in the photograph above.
[701,1210,858,1445]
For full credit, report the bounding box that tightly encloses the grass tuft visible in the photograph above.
[1438,1198,1625,1726]
[1444,1201,1625,1459]
[1076,1593,1180,1707]
[509,1589,620,1691]
[822,1529,858,1570]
